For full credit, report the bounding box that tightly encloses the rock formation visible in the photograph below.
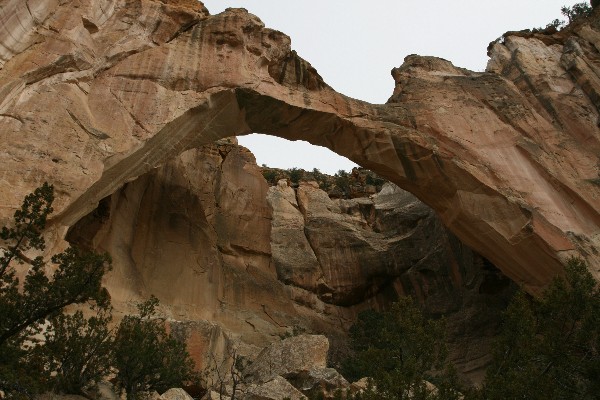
[206,334,349,400]
[63,138,512,382]
[1,0,600,389]
[0,0,599,292]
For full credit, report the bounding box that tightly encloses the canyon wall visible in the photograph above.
[0,0,599,383]
[65,139,512,381]
[0,0,598,292]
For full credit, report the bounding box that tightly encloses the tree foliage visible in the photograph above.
[561,2,593,23]
[0,184,197,398]
[0,183,112,396]
[545,3,593,29]
[287,167,303,185]
[334,170,351,198]
[343,260,599,399]
[342,297,462,400]
[113,296,197,399]
[32,307,114,395]
[482,258,600,400]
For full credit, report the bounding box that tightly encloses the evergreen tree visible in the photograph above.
[0,183,112,396]
[31,306,114,395]
[342,297,462,400]
[561,3,593,23]
[483,258,600,399]
[113,296,197,399]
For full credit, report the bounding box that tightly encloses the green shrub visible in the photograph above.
[262,169,279,186]
[334,170,351,198]
[113,296,197,399]
[482,258,600,400]
[0,183,111,397]
[561,3,593,23]
[342,298,463,400]
[32,307,114,395]
[288,168,303,184]
[0,185,197,398]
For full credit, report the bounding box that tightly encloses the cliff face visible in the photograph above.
[64,140,512,380]
[1,0,599,293]
[1,0,599,383]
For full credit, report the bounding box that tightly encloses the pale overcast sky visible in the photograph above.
[202,0,585,173]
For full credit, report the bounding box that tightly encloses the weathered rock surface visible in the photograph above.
[0,0,599,294]
[268,178,513,381]
[271,180,460,306]
[291,368,350,400]
[244,376,307,400]
[160,388,193,400]
[244,334,329,384]
[239,335,346,399]
[64,139,509,382]
[2,0,598,389]
[66,140,363,374]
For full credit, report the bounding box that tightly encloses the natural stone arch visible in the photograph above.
[0,1,599,293]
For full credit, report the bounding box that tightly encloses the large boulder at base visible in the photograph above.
[243,376,307,400]
[160,389,193,400]
[244,335,329,383]
[289,368,350,399]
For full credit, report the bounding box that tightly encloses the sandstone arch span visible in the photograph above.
[0,0,599,292]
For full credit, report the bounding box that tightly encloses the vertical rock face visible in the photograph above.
[67,140,512,381]
[269,180,453,307]
[68,140,293,340]
[0,0,598,292]
[267,176,513,381]
[1,0,599,385]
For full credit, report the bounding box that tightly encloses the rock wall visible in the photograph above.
[65,140,512,381]
[1,0,599,385]
[0,0,598,293]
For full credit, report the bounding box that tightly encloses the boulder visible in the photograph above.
[160,389,193,400]
[244,335,329,384]
[290,368,350,399]
[244,376,307,400]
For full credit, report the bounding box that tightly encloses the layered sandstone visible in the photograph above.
[62,139,511,381]
[1,0,599,292]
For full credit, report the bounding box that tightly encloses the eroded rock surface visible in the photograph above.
[1,0,599,388]
[244,376,307,400]
[64,140,510,382]
[244,334,329,384]
[0,0,598,292]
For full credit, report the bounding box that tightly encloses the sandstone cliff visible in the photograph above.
[1,0,599,385]
[1,0,598,293]
[62,139,512,381]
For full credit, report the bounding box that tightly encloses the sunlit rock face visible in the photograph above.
[0,0,599,291]
[1,0,598,292]
[0,0,598,382]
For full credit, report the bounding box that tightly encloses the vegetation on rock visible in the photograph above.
[0,183,112,397]
[32,306,114,395]
[342,297,463,400]
[113,296,197,399]
[260,166,387,198]
[545,2,593,29]
[481,258,600,400]
[0,184,197,399]
[342,258,600,400]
